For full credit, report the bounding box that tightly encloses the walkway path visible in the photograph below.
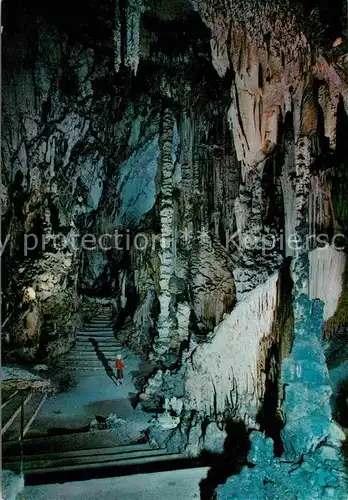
[3,309,195,493]
[25,309,151,439]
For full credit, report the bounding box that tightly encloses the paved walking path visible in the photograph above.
[26,310,151,439]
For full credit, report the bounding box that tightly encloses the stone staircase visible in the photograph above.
[2,429,188,484]
[58,309,122,370]
[2,310,193,486]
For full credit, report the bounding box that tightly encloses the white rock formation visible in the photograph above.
[185,272,279,426]
[309,246,346,320]
[2,470,24,500]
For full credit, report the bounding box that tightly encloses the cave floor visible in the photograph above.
[26,347,153,440]
[18,467,209,500]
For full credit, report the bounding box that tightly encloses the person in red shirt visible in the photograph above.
[115,354,124,384]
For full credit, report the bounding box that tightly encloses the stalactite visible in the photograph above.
[309,174,325,237]
[114,0,144,75]
[120,270,127,309]
[318,83,340,150]
[133,288,153,330]
[185,272,279,426]
[114,0,122,72]
[309,246,346,321]
[180,113,194,196]
[125,0,144,74]
[280,146,296,258]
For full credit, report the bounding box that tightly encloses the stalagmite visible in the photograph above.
[154,110,176,357]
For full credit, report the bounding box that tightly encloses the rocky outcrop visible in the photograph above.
[2,470,24,500]
[185,272,279,428]
[2,365,53,393]
[217,428,346,499]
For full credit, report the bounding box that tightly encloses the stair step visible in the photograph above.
[85,328,113,331]
[77,332,116,335]
[75,338,117,343]
[68,348,122,353]
[88,320,113,324]
[63,356,119,361]
[77,331,115,335]
[67,349,122,360]
[59,357,116,362]
[80,331,114,335]
[5,451,186,475]
[63,355,116,359]
[70,343,122,353]
[4,443,154,463]
[85,322,114,326]
[3,429,145,456]
[67,348,121,352]
[68,349,122,360]
[75,333,116,344]
[76,337,120,348]
[75,341,117,346]
[87,320,113,324]
[83,322,114,326]
[72,349,119,353]
[6,448,169,470]
[72,343,122,348]
[57,366,110,371]
[58,361,116,367]
[86,325,113,329]
[79,329,114,333]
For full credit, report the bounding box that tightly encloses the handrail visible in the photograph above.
[20,392,24,475]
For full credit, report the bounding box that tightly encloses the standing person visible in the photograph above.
[115,354,124,385]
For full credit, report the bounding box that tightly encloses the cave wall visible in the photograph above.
[1,0,159,358]
[1,0,242,363]
[169,0,348,482]
[2,4,117,358]
[137,0,348,466]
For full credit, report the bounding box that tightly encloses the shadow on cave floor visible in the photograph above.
[89,337,119,387]
[128,392,139,409]
[47,425,90,436]
[199,420,251,500]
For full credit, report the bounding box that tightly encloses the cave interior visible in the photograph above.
[1,0,348,498]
